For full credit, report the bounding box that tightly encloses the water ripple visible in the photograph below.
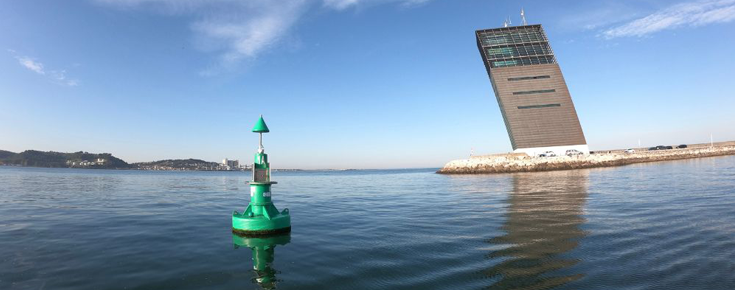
[1,158,735,289]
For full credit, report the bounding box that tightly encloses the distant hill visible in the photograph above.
[0,150,16,159]
[0,150,131,169]
[0,150,245,171]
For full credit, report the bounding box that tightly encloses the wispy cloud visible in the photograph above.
[323,0,359,10]
[8,50,80,86]
[49,70,79,87]
[556,2,642,32]
[192,0,308,68]
[602,0,735,39]
[324,0,429,10]
[92,0,310,74]
[93,0,430,73]
[16,56,46,75]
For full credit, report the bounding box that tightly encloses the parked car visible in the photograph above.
[677,144,688,149]
[539,151,557,157]
[625,148,635,154]
[649,147,658,151]
[565,149,583,156]
[665,146,673,150]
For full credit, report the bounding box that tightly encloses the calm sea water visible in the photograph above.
[2,156,735,290]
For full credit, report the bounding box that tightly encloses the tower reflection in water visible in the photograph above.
[232,233,290,289]
[487,171,589,289]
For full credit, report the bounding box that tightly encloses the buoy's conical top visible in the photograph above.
[252,115,270,133]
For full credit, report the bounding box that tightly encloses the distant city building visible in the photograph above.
[476,24,588,156]
[66,159,101,167]
[222,158,239,170]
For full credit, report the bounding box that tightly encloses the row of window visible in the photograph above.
[513,89,556,95]
[508,75,551,81]
[479,31,547,46]
[485,43,553,60]
[517,104,561,109]
[491,55,556,68]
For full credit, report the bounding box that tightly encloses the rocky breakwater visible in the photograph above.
[437,145,735,174]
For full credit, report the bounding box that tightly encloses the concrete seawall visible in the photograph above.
[437,143,735,174]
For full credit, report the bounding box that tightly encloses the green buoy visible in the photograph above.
[232,233,290,289]
[232,116,291,236]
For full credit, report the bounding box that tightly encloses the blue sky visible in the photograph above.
[1,0,734,169]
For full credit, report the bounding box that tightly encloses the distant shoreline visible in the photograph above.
[0,164,245,171]
[0,150,251,171]
[437,141,735,174]
[0,165,437,172]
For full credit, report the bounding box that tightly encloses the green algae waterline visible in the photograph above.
[232,116,291,236]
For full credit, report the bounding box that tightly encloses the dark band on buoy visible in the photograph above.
[232,226,292,237]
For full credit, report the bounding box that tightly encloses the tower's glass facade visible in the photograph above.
[477,25,557,68]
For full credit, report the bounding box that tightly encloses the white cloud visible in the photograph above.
[401,0,430,7]
[93,0,430,72]
[17,56,45,75]
[49,70,80,87]
[323,0,360,10]
[602,0,735,39]
[324,0,429,10]
[49,70,66,80]
[8,50,80,86]
[92,0,310,73]
[192,0,307,65]
[556,2,642,32]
